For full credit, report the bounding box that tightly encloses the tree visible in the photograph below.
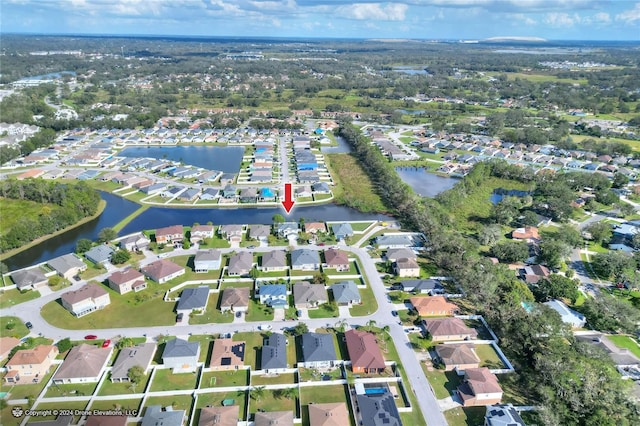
[549,225,583,248]
[127,365,146,390]
[75,238,92,254]
[633,234,640,250]
[275,387,296,400]
[538,240,571,269]
[182,238,191,249]
[477,224,502,246]
[490,240,530,263]
[250,386,266,401]
[57,338,72,353]
[272,214,285,224]
[312,271,329,284]
[584,222,612,245]
[111,249,131,265]
[48,275,63,288]
[249,267,259,280]
[97,227,118,243]
[619,202,636,218]
[290,322,308,336]
[117,337,135,349]
[592,251,635,281]
[0,262,7,275]
[533,274,579,303]
[612,173,629,189]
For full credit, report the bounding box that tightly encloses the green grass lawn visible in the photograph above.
[298,367,343,382]
[40,281,175,329]
[249,389,298,419]
[0,288,40,309]
[189,293,235,325]
[423,369,461,399]
[474,344,506,369]
[326,153,387,213]
[200,370,249,388]
[89,398,142,412]
[0,316,30,338]
[307,303,339,319]
[45,382,97,397]
[251,372,295,386]
[0,198,59,238]
[444,406,487,426]
[0,369,54,400]
[245,299,274,322]
[188,334,214,363]
[34,400,89,423]
[350,221,375,232]
[149,368,199,391]
[350,283,378,316]
[608,335,640,359]
[98,373,151,395]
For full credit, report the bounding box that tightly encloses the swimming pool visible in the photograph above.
[364,388,386,395]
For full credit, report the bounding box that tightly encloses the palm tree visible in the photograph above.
[250,386,266,402]
[366,320,377,331]
[334,319,347,333]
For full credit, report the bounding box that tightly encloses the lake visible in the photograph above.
[490,188,532,204]
[320,135,352,154]
[119,146,245,173]
[5,192,389,271]
[395,167,459,197]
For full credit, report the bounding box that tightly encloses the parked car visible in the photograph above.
[258,324,272,331]
[177,313,184,322]
[236,311,242,318]
[101,339,111,348]
[25,321,33,329]
[84,335,98,340]
[391,310,398,317]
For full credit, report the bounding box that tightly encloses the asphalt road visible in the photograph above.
[0,232,448,426]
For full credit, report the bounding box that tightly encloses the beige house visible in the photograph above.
[458,367,503,406]
[53,344,112,384]
[4,345,59,384]
[309,402,350,426]
[209,338,246,371]
[254,411,293,426]
[394,257,420,277]
[0,337,21,360]
[435,344,480,372]
[198,405,239,426]
[424,318,478,342]
[409,296,458,317]
[60,283,111,317]
[219,287,250,313]
[107,268,147,294]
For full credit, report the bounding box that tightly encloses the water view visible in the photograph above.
[119,145,245,173]
[395,167,459,197]
[490,188,532,204]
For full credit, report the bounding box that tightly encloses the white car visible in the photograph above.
[258,324,272,331]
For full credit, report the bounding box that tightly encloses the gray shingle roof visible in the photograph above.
[177,286,210,311]
[111,343,156,381]
[301,332,336,363]
[163,338,200,359]
[261,333,287,370]
[331,281,360,304]
[291,249,320,267]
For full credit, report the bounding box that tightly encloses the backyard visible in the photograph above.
[149,368,199,391]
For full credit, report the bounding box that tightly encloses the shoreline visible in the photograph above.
[0,199,107,262]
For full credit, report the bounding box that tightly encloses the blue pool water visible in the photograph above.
[365,388,386,395]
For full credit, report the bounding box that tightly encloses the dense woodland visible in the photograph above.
[0,180,101,252]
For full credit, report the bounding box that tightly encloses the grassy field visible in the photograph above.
[423,368,461,399]
[89,398,143,412]
[0,288,41,309]
[325,153,387,213]
[195,390,248,422]
[0,315,30,338]
[200,370,249,388]
[350,281,378,316]
[98,372,151,395]
[149,368,199,391]
[144,394,194,414]
[608,335,640,359]
[188,293,234,325]
[249,389,298,419]
[0,199,59,237]
[40,280,175,329]
[444,406,487,426]
[474,344,506,369]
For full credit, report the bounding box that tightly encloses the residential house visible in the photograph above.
[249,225,271,242]
[107,268,147,295]
[254,411,293,426]
[141,406,185,426]
[261,333,288,373]
[110,343,156,382]
[435,343,480,372]
[194,249,222,272]
[53,344,112,384]
[276,222,299,239]
[190,225,214,243]
[85,415,128,426]
[355,388,401,426]
[308,403,350,426]
[260,250,288,272]
[410,296,458,317]
[4,345,58,384]
[227,252,253,276]
[48,253,87,280]
[0,337,21,361]
[345,329,385,374]
[424,317,478,342]
[458,367,503,406]
[299,332,338,369]
[162,338,200,373]
[28,415,73,426]
[511,226,540,243]
[484,404,526,426]
[119,233,150,251]
[219,224,243,243]
[394,257,420,277]
[293,282,328,309]
[543,299,586,328]
[258,284,288,308]
[239,187,257,203]
[60,283,111,317]
[198,405,239,426]
[519,264,550,284]
[331,223,353,241]
[209,338,245,371]
[10,267,48,290]
[219,287,250,313]
[176,286,210,317]
[331,281,361,306]
[323,248,349,272]
[375,234,414,249]
[142,259,185,283]
[155,225,184,245]
[84,245,115,265]
[305,222,327,234]
[291,248,321,271]
[200,187,219,200]
[576,333,640,369]
[400,279,444,295]
[385,248,416,262]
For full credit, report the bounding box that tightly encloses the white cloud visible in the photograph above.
[511,13,537,26]
[336,3,408,21]
[544,12,580,27]
[616,2,640,23]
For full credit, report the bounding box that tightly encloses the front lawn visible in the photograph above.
[423,368,461,399]
[149,368,199,391]
[233,332,266,370]
[350,283,378,316]
[89,398,142,412]
[245,299,274,322]
[0,316,30,338]
[608,335,640,359]
[444,406,487,426]
[188,293,235,325]
[0,288,40,309]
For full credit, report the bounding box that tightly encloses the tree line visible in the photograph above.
[0,179,101,252]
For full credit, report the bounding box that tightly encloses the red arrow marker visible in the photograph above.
[281,182,295,214]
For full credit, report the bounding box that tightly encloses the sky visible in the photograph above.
[2,0,639,40]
